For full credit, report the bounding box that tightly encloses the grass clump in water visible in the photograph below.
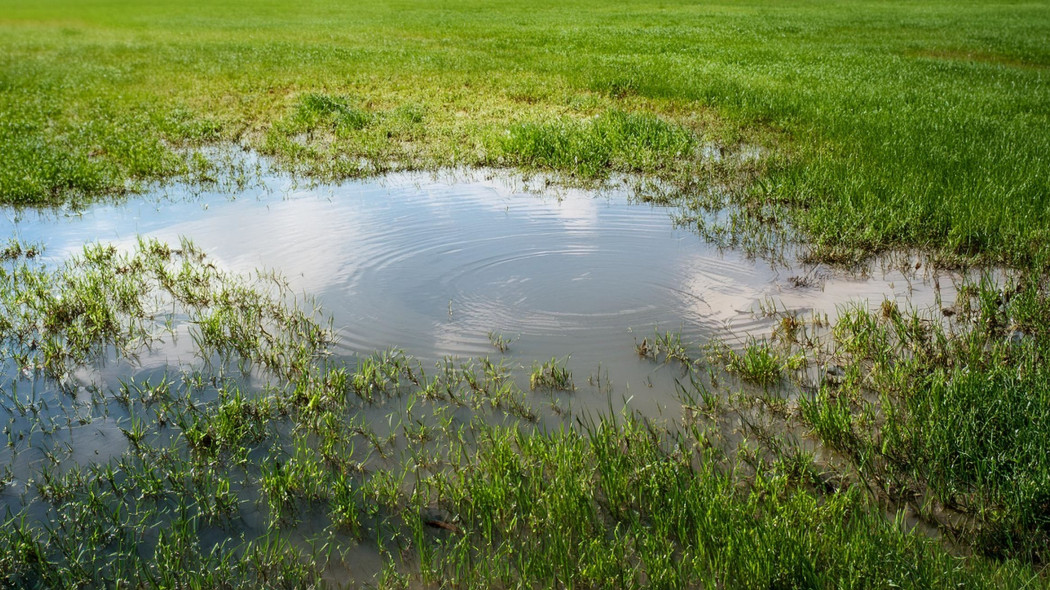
[728,339,783,386]
[636,329,692,364]
[530,356,574,391]
[704,338,784,387]
[487,330,514,353]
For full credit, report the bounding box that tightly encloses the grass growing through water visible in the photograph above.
[635,329,691,364]
[688,275,1050,566]
[2,0,1049,265]
[487,330,514,354]
[529,357,574,391]
[791,278,1050,563]
[0,237,331,384]
[726,339,783,387]
[0,238,1047,586]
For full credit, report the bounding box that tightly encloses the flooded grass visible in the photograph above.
[0,233,1048,586]
[686,273,1050,566]
[636,330,690,365]
[486,331,513,354]
[723,339,784,387]
[794,279,1050,563]
[529,357,574,391]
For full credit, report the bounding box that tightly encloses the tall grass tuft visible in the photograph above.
[500,111,696,178]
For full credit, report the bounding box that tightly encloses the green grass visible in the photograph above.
[793,278,1050,563]
[686,273,1050,565]
[423,416,1034,588]
[727,339,784,386]
[499,110,697,178]
[1,0,1048,264]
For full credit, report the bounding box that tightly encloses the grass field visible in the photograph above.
[2,0,1049,265]
[3,0,1050,587]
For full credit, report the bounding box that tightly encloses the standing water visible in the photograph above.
[2,170,956,413]
[0,167,965,585]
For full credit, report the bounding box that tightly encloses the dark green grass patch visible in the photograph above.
[291,93,374,133]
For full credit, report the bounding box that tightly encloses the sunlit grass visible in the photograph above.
[2,0,1050,585]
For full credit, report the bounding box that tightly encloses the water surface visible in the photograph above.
[3,170,961,412]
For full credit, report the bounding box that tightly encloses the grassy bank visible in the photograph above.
[1,239,1047,587]
[2,0,1049,265]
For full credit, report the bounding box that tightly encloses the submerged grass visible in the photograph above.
[0,238,1047,586]
[1,0,1048,264]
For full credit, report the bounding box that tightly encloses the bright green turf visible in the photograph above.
[1,0,1048,265]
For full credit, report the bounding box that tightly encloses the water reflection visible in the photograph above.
[2,170,960,404]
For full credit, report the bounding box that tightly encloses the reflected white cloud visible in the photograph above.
[140,196,372,296]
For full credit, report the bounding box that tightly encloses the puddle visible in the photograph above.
[0,166,976,583]
[2,170,962,404]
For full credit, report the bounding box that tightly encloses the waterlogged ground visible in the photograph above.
[1,168,1042,587]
